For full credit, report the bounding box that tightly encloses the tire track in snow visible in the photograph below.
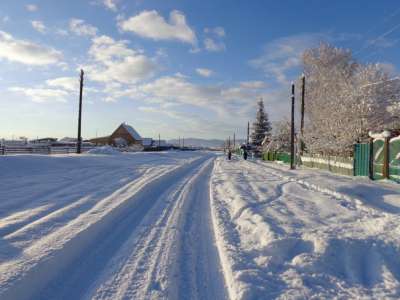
[0,155,208,300]
[18,154,227,300]
[85,156,227,300]
[0,166,148,237]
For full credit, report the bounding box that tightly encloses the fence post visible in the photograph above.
[383,136,390,179]
[368,138,374,179]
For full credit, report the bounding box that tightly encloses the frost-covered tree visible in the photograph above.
[263,119,291,152]
[251,98,272,146]
[302,43,400,155]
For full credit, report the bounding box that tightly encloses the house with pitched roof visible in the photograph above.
[89,123,143,146]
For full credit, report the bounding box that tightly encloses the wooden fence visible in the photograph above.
[0,146,94,155]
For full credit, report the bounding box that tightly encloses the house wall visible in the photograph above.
[110,126,141,145]
[89,136,111,145]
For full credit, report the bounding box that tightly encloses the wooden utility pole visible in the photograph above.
[300,74,305,155]
[290,82,295,170]
[77,69,84,154]
[247,122,250,145]
[182,137,184,149]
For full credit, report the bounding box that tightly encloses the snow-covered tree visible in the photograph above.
[263,119,291,152]
[251,98,272,146]
[302,43,400,155]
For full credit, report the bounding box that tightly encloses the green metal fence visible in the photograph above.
[262,151,291,164]
[301,154,354,176]
[354,143,370,176]
[263,137,399,183]
[389,137,400,183]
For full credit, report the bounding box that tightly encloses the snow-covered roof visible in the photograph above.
[121,123,142,141]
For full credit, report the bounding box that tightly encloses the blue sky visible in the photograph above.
[0,0,400,140]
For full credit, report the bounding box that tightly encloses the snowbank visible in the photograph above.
[87,146,121,155]
[210,157,400,299]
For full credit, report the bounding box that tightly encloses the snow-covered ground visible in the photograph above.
[0,152,399,299]
[211,156,400,299]
[0,152,226,300]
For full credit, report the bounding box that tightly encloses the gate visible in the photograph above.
[372,139,385,180]
[389,137,400,183]
[354,143,370,176]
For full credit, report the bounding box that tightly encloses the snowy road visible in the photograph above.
[0,152,227,300]
[1,152,400,299]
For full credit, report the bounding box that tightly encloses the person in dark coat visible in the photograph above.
[240,144,248,160]
[228,149,232,160]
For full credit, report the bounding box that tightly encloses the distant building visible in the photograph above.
[142,138,153,148]
[89,123,143,146]
[30,138,58,145]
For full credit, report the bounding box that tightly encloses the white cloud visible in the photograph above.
[196,68,213,77]
[250,33,324,84]
[138,75,262,115]
[46,77,77,91]
[204,38,225,52]
[55,29,69,36]
[9,87,68,103]
[83,35,158,85]
[119,10,196,45]
[203,26,226,52]
[239,81,265,89]
[31,20,46,34]
[26,4,38,12]
[103,0,118,11]
[0,31,62,65]
[69,19,98,37]
[204,26,225,37]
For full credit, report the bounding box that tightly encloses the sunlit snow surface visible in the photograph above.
[211,156,400,299]
[0,152,399,299]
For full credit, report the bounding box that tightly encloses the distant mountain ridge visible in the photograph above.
[167,138,246,148]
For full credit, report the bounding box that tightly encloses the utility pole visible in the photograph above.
[290,82,295,170]
[233,133,236,149]
[300,74,305,155]
[77,69,84,154]
[247,121,250,145]
[179,136,181,148]
[228,136,231,150]
[182,137,184,149]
